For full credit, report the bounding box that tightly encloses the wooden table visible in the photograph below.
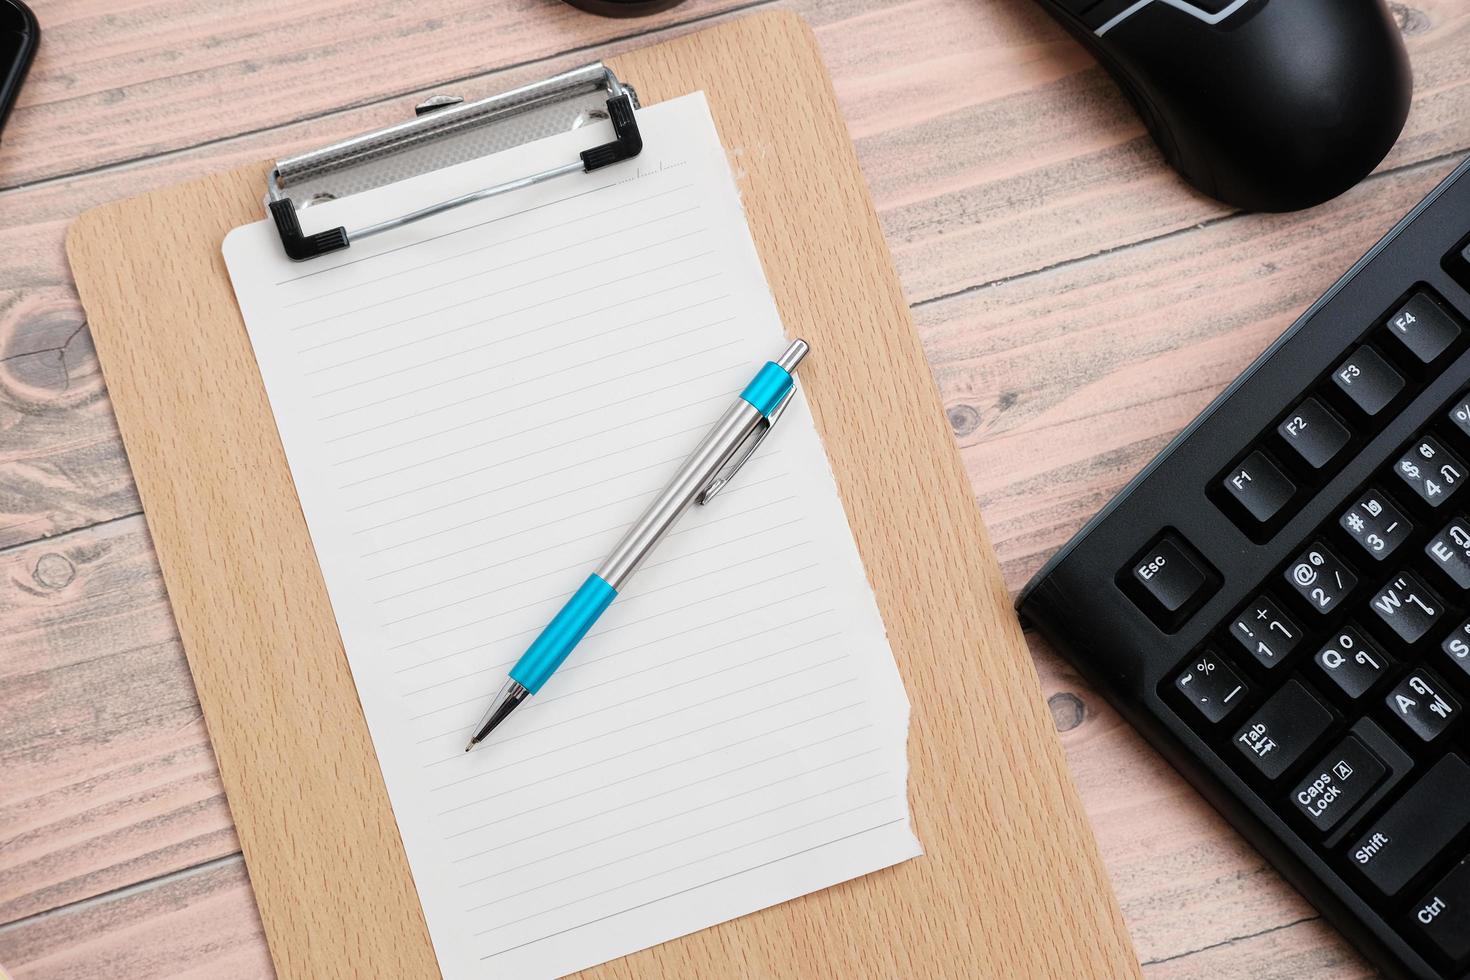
[1,1,1465,976]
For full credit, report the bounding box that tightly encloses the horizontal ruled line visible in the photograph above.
[444,715,872,839]
[408,581,834,705]
[291,215,701,326]
[481,818,904,958]
[464,771,888,902]
[302,271,722,377]
[476,798,898,938]
[456,748,881,884]
[430,652,847,798]
[279,183,695,300]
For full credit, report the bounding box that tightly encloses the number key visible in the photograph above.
[1229,596,1301,668]
[1284,543,1356,615]
[1448,395,1470,441]
[1339,490,1411,562]
[1394,434,1466,507]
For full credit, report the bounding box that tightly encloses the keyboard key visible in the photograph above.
[1443,618,1470,680]
[1387,668,1460,742]
[1448,396,1470,441]
[1369,570,1442,644]
[1227,595,1301,669]
[1394,434,1466,507]
[1222,451,1295,525]
[1348,754,1470,896]
[1284,543,1356,615]
[1129,534,1210,618]
[1232,679,1334,781]
[1314,625,1393,700]
[1333,346,1404,416]
[1384,292,1461,365]
[1289,735,1387,833]
[1174,650,1249,725]
[1426,517,1470,589]
[1339,490,1411,562]
[1278,397,1350,470]
[1412,858,1470,964]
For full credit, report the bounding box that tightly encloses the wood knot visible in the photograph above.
[947,404,981,438]
[33,552,76,590]
[1048,692,1086,733]
[1390,3,1432,35]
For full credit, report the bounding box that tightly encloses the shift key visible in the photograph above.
[1348,754,1470,896]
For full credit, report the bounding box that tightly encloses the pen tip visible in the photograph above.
[464,739,476,753]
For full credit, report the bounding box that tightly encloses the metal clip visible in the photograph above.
[697,385,796,505]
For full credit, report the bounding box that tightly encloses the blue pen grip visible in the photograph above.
[740,361,793,417]
[509,574,618,694]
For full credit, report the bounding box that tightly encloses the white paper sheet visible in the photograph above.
[223,93,918,979]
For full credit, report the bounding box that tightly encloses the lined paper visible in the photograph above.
[223,93,918,979]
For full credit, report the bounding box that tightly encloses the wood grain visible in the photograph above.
[0,0,756,190]
[2,0,1469,976]
[62,11,1138,979]
[0,856,272,980]
[0,515,233,925]
[4,0,1468,544]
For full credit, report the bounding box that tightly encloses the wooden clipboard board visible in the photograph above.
[65,12,1139,978]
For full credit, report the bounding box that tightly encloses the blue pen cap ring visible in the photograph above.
[740,362,794,417]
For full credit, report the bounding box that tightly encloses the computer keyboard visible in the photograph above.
[1018,155,1470,979]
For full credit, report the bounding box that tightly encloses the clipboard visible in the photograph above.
[65,12,1140,979]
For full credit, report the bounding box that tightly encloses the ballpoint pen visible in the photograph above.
[464,338,810,752]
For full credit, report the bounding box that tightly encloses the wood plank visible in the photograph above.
[0,856,272,980]
[1,0,756,190]
[919,155,1468,589]
[65,10,1138,978]
[1143,916,1374,979]
[0,515,235,925]
[803,0,1470,300]
[1030,640,1362,972]
[5,0,1470,548]
[1,0,1469,975]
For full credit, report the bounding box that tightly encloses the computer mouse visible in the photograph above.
[1034,0,1412,212]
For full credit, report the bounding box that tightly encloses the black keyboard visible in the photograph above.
[1019,155,1470,980]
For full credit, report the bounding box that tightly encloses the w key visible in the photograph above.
[1370,570,1442,644]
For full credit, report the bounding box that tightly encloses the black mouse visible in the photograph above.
[1034,0,1412,212]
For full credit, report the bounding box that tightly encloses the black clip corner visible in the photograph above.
[579,94,643,173]
[269,198,351,261]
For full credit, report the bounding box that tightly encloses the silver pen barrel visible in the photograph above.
[596,399,762,590]
[596,339,808,591]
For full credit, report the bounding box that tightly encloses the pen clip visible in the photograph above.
[697,385,796,505]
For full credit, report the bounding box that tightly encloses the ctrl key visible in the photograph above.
[1413,858,1470,965]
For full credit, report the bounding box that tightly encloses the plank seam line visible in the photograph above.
[0,0,778,199]
[911,146,1470,310]
[0,509,143,561]
[1139,913,1320,966]
[0,852,244,934]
